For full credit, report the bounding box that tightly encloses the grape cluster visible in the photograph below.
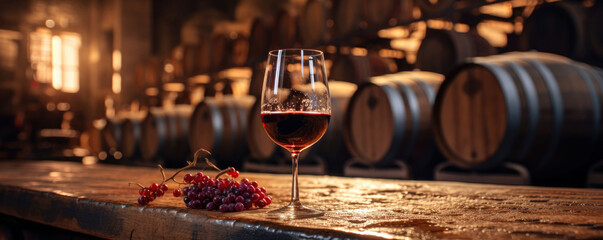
[137,183,169,206]
[181,170,272,212]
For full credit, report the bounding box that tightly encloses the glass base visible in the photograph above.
[266,202,324,220]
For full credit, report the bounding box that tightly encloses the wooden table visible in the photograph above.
[0,160,601,239]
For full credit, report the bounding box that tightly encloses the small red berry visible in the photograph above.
[251,193,260,202]
[256,199,267,208]
[156,189,165,197]
[141,188,152,197]
[265,196,272,205]
[231,170,239,178]
[138,196,148,205]
[194,172,204,183]
[160,184,168,191]
[173,189,182,197]
[149,183,159,192]
[184,173,194,183]
[235,202,245,211]
[250,181,258,188]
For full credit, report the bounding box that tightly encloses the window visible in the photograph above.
[30,27,81,93]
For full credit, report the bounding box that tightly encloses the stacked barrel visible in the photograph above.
[432,52,603,186]
[88,0,603,188]
[343,71,445,179]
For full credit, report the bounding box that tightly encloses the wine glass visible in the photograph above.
[261,49,331,219]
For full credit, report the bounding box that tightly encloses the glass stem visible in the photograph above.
[290,151,301,206]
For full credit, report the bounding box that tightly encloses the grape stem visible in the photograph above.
[159,148,211,185]
[128,182,145,189]
[215,167,235,179]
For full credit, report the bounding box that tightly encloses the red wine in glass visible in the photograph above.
[261,112,330,153]
[261,49,330,219]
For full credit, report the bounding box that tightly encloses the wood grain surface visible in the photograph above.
[0,160,601,239]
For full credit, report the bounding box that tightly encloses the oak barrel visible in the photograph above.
[118,113,146,161]
[362,0,397,27]
[344,71,444,179]
[248,62,266,98]
[330,54,372,84]
[332,0,362,39]
[140,105,193,167]
[230,35,249,67]
[521,1,588,60]
[246,99,278,161]
[101,117,122,154]
[314,81,357,174]
[330,53,397,84]
[587,1,603,59]
[299,0,331,47]
[272,10,298,49]
[432,52,603,182]
[247,18,270,65]
[189,96,255,168]
[416,29,496,75]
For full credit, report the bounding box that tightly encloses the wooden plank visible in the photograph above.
[0,160,601,239]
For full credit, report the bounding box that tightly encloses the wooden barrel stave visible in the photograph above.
[521,1,588,60]
[246,99,279,161]
[417,29,496,75]
[189,96,255,168]
[332,0,362,39]
[248,18,270,65]
[140,106,192,167]
[362,0,396,28]
[101,118,122,154]
[299,0,331,47]
[344,71,444,179]
[119,117,143,160]
[272,10,298,49]
[433,52,602,183]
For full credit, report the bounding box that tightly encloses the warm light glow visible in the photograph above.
[51,35,62,90]
[145,87,159,96]
[390,38,422,52]
[164,63,174,73]
[57,102,71,111]
[427,19,454,30]
[45,19,56,28]
[163,82,185,92]
[189,86,204,105]
[30,29,80,92]
[477,21,511,47]
[30,28,52,83]
[351,47,367,56]
[379,49,404,59]
[454,23,470,33]
[406,52,417,64]
[89,48,99,63]
[326,45,337,54]
[188,74,210,84]
[61,33,80,93]
[46,102,56,111]
[219,67,252,79]
[112,50,121,71]
[412,6,422,19]
[479,2,513,18]
[112,73,121,94]
[378,26,410,39]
